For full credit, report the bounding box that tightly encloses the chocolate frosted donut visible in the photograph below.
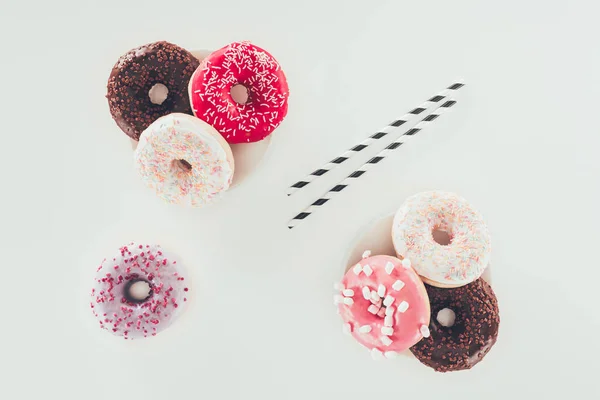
[106,41,199,140]
[410,279,499,372]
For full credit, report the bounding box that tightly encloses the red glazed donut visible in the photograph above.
[189,41,289,144]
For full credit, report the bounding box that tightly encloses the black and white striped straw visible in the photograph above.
[287,99,459,229]
[286,82,464,196]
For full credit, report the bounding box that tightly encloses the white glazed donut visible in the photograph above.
[90,243,189,339]
[134,113,234,206]
[392,191,491,288]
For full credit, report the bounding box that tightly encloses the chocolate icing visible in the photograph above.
[410,279,500,372]
[106,41,199,140]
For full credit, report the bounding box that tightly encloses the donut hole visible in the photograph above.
[230,84,249,105]
[148,83,169,105]
[432,228,452,246]
[436,308,456,327]
[124,279,153,303]
[173,159,193,173]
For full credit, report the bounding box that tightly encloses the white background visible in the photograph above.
[1,0,599,398]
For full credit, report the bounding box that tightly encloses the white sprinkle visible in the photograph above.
[381,326,394,336]
[392,280,405,291]
[361,250,372,259]
[363,264,373,276]
[359,325,372,333]
[385,306,395,316]
[384,316,393,327]
[401,258,412,269]
[334,282,344,291]
[362,286,371,300]
[343,297,354,306]
[377,284,386,297]
[384,351,399,359]
[371,348,384,360]
[381,336,393,346]
[368,305,379,314]
[353,264,362,275]
[420,325,431,338]
[398,301,409,313]
[370,291,380,303]
[343,289,354,297]
[333,295,343,305]
[383,295,395,307]
[385,262,394,274]
[343,323,352,335]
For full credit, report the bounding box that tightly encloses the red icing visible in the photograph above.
[189,41,289,144]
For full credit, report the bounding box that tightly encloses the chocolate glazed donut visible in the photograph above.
[106,41,199,140]
[410,279,500,372]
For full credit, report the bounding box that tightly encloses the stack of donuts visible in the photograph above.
[106,41,289,206]
[334,191,499,372]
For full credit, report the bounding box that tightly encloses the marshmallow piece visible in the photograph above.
[343,323,352,335]
[385,262,394,274]
[381,326,394,336]
[384,316,393,327]
[359,325,372,333]
[401,258,411,269]
[392,280,405,291]
[385,306,395,316]
[334,282,345,291]
[381,336,393,346]
[371,348,384,360]
[420,325,431,338]
[353,264,362,275]
[342,289,354,297]
[377,307,386,317]
[383,295,395,307]
[363,264,373,276]
[362,286,371,300]
[333,295,343,305]
[384,351,399,359]
[377,284,386,297]
[370,291,380,303]
[398,301,409,313]
[368,305,379,314]
[343,297,354,306]
[362,250,372,259]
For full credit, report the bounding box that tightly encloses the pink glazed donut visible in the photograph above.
[90,243,189,339]
[189,41,289,144]
[334,253,431,359]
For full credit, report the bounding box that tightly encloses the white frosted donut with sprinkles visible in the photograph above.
[189,41,289,144]
[392,191,491,288]
[134,113,234,206]
[90,243,189,339]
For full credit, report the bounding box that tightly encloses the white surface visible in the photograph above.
[1,0,600,399]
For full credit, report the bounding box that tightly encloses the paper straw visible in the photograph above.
[288,99,458,229]
[286,82,464,196]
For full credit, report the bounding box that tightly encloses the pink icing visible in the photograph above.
[337,255,430,355]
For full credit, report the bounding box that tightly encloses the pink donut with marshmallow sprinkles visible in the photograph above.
[335,253,431,359]
[90,243,189,339]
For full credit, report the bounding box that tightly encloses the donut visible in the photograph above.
[134,113,234,206]
[410,279,500,372]
[392,191,491,287]
[107,41,199,140]
[189,41,289,144]
[90,243,189,339]
[335,253,431,359]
